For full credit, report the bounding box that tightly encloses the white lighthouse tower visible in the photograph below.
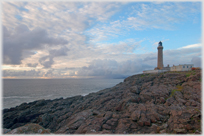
[157,41,163,69]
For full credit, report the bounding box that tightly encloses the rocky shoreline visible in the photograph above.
[3,70,201,134]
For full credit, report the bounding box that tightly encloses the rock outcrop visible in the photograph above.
[4,123,50,134]
[3,70,201,134]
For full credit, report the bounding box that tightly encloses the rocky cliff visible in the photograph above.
[3,70,201,134]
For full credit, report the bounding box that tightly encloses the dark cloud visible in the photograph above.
[3,24,68,64]
[39,56,54,68]
[39,46,69,68]
[49,46,69,57]
[26,63,38,67]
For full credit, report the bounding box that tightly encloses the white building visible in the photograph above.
[170,64,194,71]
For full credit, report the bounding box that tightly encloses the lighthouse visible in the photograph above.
[143,41,194,74]
[157,41,163,69]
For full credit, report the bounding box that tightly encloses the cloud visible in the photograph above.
[2,2,201,79]
[44,69,54,77]
[39,46,69,68]
[3,69,42,77]
[191,56,201,67]
[49,46,69,57]
[3,2,123,35]
[3,24,68,65]
[3,42,201,79]
[73,43,201,78]
[3,69,63,78]
[95,40,141,54]
[75,59,153,78]
[84,2,200,45]
[162,45,201,67]
[3,68,67,78]
[78,2,123,21]
[164,47,201,57]
[143,56,157,61]
[179,43,201,49]
[26,63,38,67]
[39,56,54,68]
[124,2,200,30]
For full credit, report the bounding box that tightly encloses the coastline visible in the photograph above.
[3,70,201,134]
[3,78,124,109]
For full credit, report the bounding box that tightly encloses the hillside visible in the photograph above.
[3,69,201,134]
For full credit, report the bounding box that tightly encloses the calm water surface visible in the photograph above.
[3,78,123,109]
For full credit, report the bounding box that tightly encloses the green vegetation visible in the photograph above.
[192,130,196,133]
[186,70,197,77]
[140,74,145,77]
[186,73,191,77]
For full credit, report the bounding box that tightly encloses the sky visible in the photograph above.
[1,0,202,79]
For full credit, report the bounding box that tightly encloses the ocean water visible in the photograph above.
[2,78,123,109]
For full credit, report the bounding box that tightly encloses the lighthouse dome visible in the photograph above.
[158,41,162,46]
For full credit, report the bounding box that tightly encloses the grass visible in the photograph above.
[186,73,191,77]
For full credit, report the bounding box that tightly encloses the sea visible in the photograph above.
[2,78,124,109]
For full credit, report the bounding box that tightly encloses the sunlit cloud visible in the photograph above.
[179,43,202,49]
